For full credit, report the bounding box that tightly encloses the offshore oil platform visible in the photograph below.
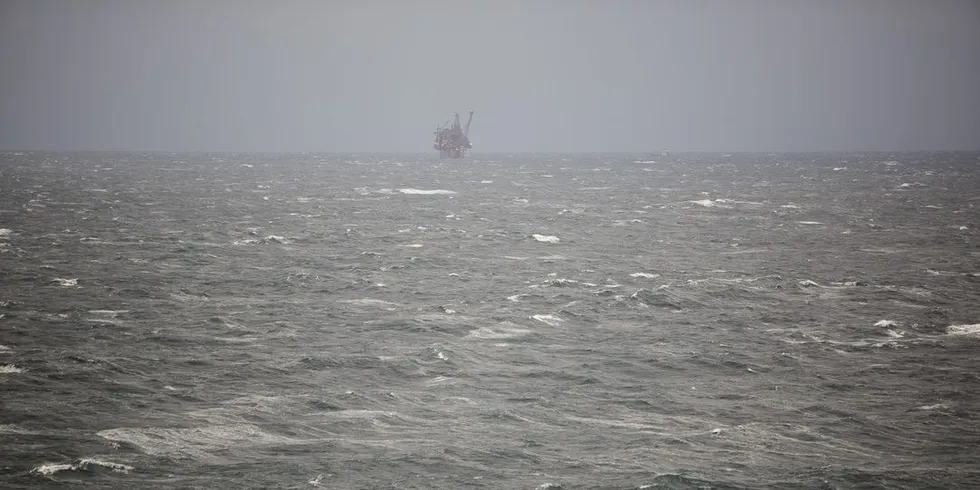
[433,111,473,159]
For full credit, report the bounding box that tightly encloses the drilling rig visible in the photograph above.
[433,111,473,159]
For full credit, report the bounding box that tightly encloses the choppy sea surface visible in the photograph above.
[1,151,978,489]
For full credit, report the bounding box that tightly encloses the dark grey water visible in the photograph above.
[1,151,978,489]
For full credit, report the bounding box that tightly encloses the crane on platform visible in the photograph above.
[433,110,473,159]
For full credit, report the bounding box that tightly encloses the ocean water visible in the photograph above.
[1,151,978,489]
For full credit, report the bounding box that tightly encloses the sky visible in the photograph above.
[1,0,978,153]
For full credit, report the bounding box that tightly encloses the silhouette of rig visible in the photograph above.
[433,111,473,159]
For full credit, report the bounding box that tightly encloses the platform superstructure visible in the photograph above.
[433,111,473,159]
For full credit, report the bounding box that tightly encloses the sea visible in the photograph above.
[1,151,978,489]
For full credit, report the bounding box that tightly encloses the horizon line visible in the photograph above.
[3,148,979,154]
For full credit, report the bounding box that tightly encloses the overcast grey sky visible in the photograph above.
[1,0,978,152]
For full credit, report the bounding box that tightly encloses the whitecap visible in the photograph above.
[88,310,129,317]
[630,272,660,279]
[797,221,823,225]
[341,298,400,308]
[397,188,456,195]
[531,234,560,243]
[32,458,133,476]
[309,474,324,486]
[467,324,531,339]
[530,314,562,326]
[53,278,78,287]
[98,424,293,457]
[0,364,25,374]
[946,324,980,337]
[545,278,578,287]
[32,463,74,475]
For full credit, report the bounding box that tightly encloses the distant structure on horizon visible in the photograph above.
[433,111,473,159]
